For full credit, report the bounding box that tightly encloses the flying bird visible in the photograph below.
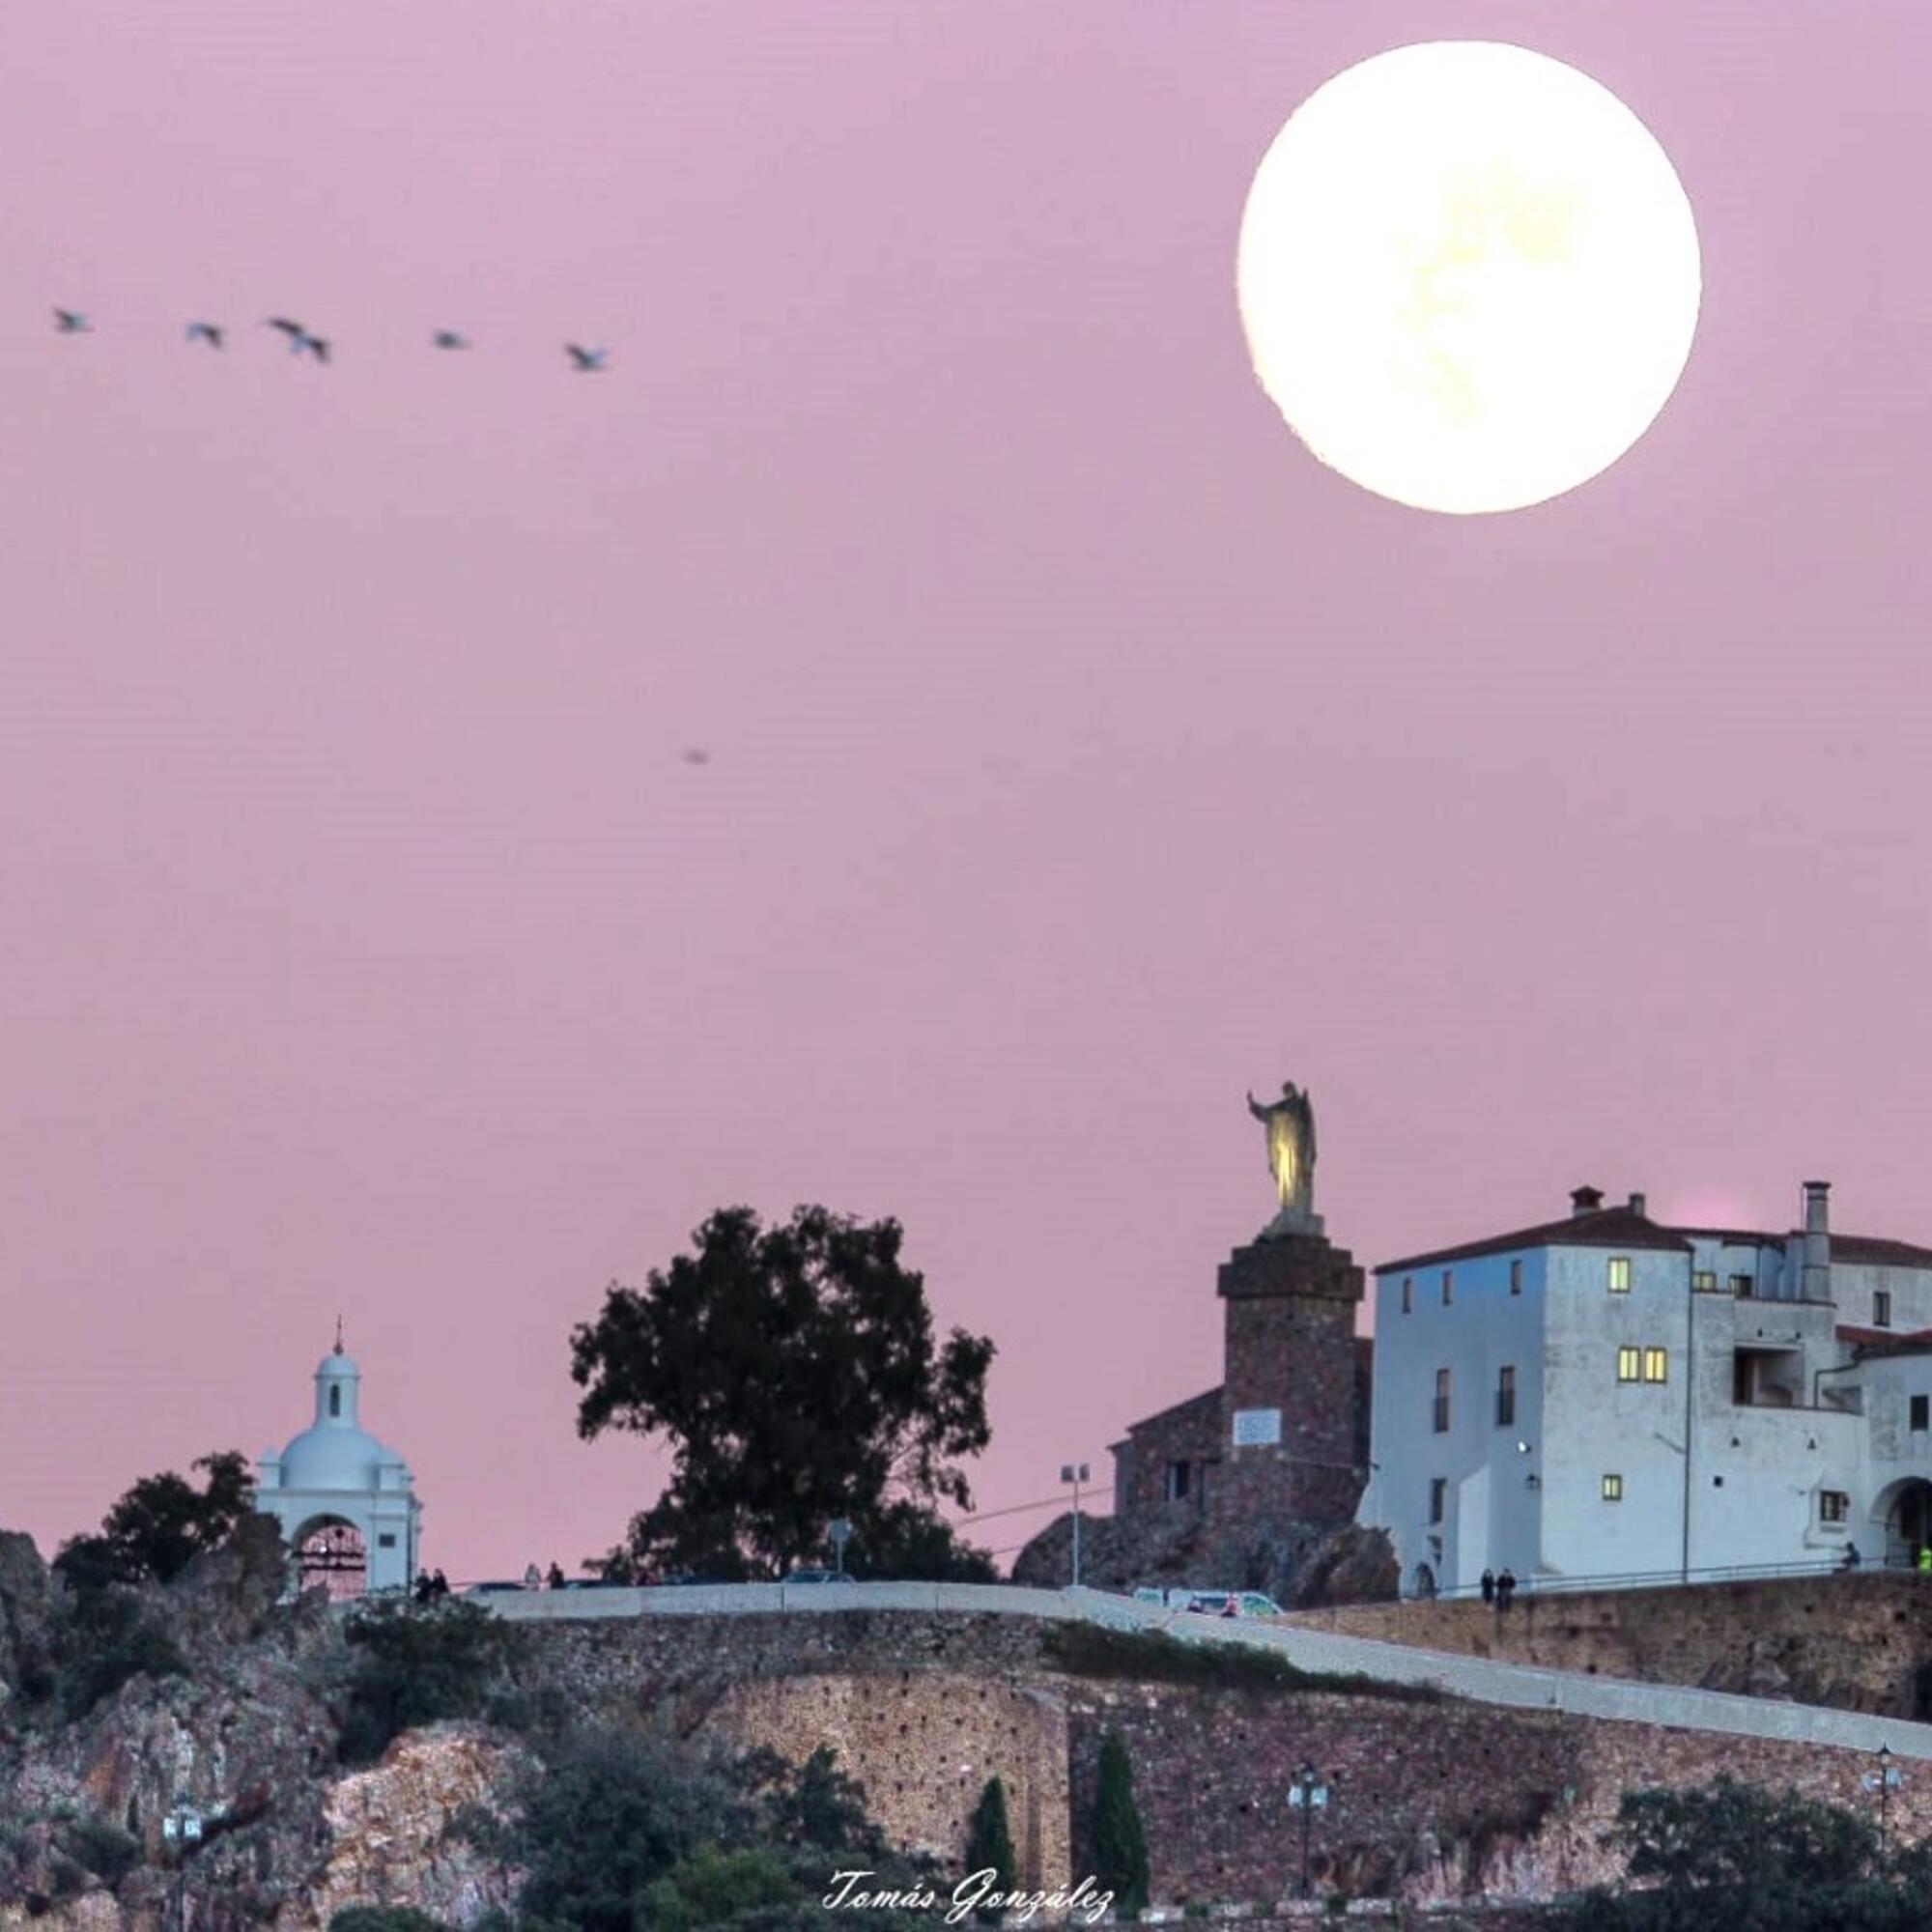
[432,329,469,350]
[297,332,330,364]
[52,308,90,333]
[185,322,224,349]
[265,317,305,339]
[681,748,712,767]
[565,344,609,372]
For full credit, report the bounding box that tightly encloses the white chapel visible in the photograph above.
[253,1335,422,1599]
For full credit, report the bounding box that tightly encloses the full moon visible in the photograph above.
[1236,42,1701,515]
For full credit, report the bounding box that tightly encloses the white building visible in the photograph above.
[253,1339,422,1599]
[1360,1181,1932,1596]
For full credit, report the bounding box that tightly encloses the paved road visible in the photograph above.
[477,1578,1932,1761]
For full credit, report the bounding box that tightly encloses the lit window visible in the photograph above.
[1875,1291,1893,1329]
[1441,1269,1454,1307]
[1913,1395,1929,1433]
[1616,1347,1641,1384]
[1401,1277,1413,1315]
[1692,1270,1718,1293]
[1820,1491,1850,1524]
[1434,1368,1451,1434]
[1495,1365,1517,1429]
[1429,1478,1446,1524]
[1642,1347,1669,1384]
[1510,1259,1522,1296]
[1608,1257,1631,1293]
[1602,1474,1624,1502]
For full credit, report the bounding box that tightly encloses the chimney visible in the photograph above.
[1570,1185,1605,1218]
[1628,1191,1648,1219]
[1802,1180,1831,1301]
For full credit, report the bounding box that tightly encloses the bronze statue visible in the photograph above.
[1247,1081,1317,1224]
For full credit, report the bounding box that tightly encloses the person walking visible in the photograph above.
[1480,1568,1496,1605]
[1497,1568,1517,1611]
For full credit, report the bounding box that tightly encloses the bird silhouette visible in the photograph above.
[52,308,90,333]
[681,748,712,767]
[432,329,470,350]
[565,344,609,372]
[185,322,224,349]
[265,317,305,339]
[296,332,330,365]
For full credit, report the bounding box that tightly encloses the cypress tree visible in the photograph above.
[1093,1730,1151,1918]
[965,1776,1018,1923]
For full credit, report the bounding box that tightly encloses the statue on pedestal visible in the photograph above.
[1247,1081,1319,1235]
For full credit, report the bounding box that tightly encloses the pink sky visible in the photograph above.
[6,1,1932,1580]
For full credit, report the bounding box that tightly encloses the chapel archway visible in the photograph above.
[294,1516,369,1602]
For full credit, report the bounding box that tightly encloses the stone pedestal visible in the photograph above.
[1213,1231,1367,1534]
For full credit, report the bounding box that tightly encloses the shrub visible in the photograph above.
[963,1778,1017,1923]
[1093,1732,1151,1919]
[1041,1622,1444,1701]
[338,1598,521,1765]
[57,1814,142,1887]
[329,1910,455,1932]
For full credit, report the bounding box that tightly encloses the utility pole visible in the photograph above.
[1060,1463,1090,1588]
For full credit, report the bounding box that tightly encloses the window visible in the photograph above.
[1729,1273,1754,1298]
[1607,1257,1632,1293]
[377,1533,397,1548]
[1165,1461,1191,1501]
[1441,1269,1454,1307]
[1875,1291,1893,1329]
[1692,1270,1718,1293]
[1820,1491,1850,1524]
[1429,1478,1446,1524]
[1495,1365,1517,1428]
[1642,1347,1669,1384]
[1401,1277,1413,1315]
[1602,1474,1624,1502]
[1510,1259,1522,1296]
[1616,1347,1641,1383]
[1434,1368,1451,1434]
[1914,1395,1929,1433]
[329,1385,341,1418]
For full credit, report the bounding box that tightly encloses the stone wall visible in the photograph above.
[509,1608,1932,1908]
[1117,1390,1223,1520]
[715,1673,1070,1887]
[1285,1571,1932,1717]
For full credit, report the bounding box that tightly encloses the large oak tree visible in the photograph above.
[571,1205,996,1579]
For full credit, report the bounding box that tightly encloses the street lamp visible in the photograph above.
[1288,1762,1330,1897]
[1863,1743,1904,1854]
[1060,1464,1090,1589]
[162,1804,204,1932]
[827,1517,852,1578]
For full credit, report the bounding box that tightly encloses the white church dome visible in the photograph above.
[272,1347,412,1492]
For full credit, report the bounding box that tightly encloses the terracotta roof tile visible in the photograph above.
[1375,1206,1691,1276]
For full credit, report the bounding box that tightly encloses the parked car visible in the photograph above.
[462,1580,528,1596]
[560,1577,632,1590]
[783,1568,844,1583]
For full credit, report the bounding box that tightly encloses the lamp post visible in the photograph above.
[161,1804,203,1932]
[1863,1743,1903,1855]
[1060,1464,1090,1589]
[1288,1762,1330,1897]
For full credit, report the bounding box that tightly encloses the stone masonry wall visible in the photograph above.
[510,1610,1932,1907]
[1120,1390,1223,1518]
[1285,1571,1932,1718]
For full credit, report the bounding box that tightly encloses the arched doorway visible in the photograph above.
[1410,1562,1438,1600]
[295,1517,369,1602]
[1873,1480,1932,1569]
